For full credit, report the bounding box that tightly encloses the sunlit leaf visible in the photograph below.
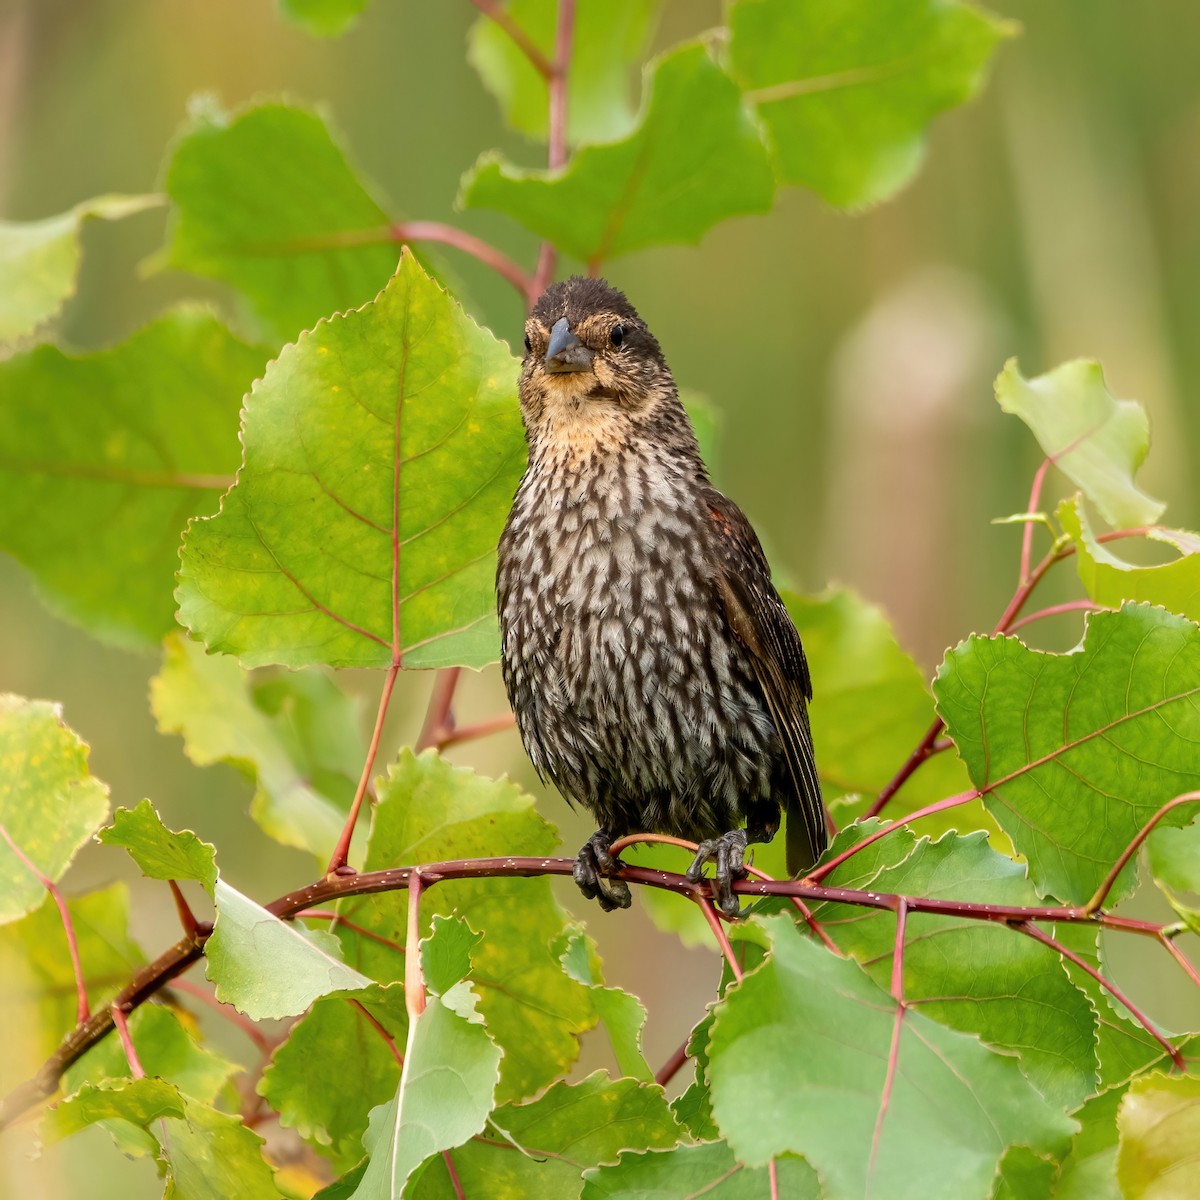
[467,0,661,144]
[422,914,482,997]
[707,916,1074,1200]
[727,0,1012,208]
[162,98,399,343]
[161,1094,282,1200]
[584,1141,819,1199]
[559,930,652,1081]
[260,985,406,1173]
[177,251,525,671]
[277,0,369,38]
[338,749,594,1104]
[814,830,1098,1109]
[413,1073,681,1200]
[98,799,218,894]
[461,42,775,263]
[1053,1088,1123,1200]
[44,1077,184,1146]
[0,194,160,343]
[151,633,362,859]
[1059,496,1200,621]
[935,603,1200,904]
[0,695,110,923]
[65,1002,239,1107]
[205,880,372,1019]
[0,309,264,648]
[351,983,500,1200]
[1117,1073,1200,1199]
[0,884,144,1093]
[995,360,1165,530]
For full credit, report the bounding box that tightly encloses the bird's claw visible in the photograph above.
[687,829,750,920]
[574,830,632,912]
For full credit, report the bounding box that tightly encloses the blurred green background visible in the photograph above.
[2,1,1199,1195]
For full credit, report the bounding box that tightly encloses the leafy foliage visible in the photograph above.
[727,0,1014,208]
[5,5,1200,1200]
[0,309,264,647]
[935,603,1200,904]
[0,696,109,922]
[177,251,525,670]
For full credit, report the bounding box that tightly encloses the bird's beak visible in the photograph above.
[544,317,593,373]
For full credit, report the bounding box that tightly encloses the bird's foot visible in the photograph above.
[687,829,750,919]
[573,830,632,912]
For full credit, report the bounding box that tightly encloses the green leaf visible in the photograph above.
[98,799,218,894]
[0,884,144,1093]
[412,1073,682,1200]
[278,0,369,38]
[0,194,160,343]
[707,916,1075,1200]
[0,308,265,648]
[351,989,501,1200]
[467,0,661,144]
[151,633,363,859]
[935,603,1200,904]
[1054,1088,1123,1200]
[161,1094,283,1200]
[162,98,399,344]
[785,587,977,827]
[584,1142,820,1199]
[1117,1073,1200,1199]
[259,986,406,1172]
[815,831,1098,1109]
[65,1002,239,1106]
[559,930,652,1081]
[461,42,775,263]
[992,1146,1056,1200]
[177,250,525,671]
[205,879,372,1019]
[1148,826,1200,897]
[338,749,593,1104]
[995,360,1165,530]
[727,0,1013,208]
[670,1082,719,1142]
[0,695,110,923]
[422,914,482,997]
[45,1077,184,1145]
[1059,496,1200,621]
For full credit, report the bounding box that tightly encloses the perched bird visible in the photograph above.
[497,277,826,917]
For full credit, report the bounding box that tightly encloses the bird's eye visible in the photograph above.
[523,333,532,353]
[609,324,625,347]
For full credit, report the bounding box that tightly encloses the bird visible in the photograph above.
[496,276,826,917]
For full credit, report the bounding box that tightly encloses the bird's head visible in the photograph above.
[518,276,695,463]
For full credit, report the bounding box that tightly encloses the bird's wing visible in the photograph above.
[703,489,826,874]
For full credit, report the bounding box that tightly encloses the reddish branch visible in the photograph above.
[7,796,1198,1128]
[1,824,89,1025]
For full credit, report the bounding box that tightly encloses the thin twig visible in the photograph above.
[469,0,554,78]
[1005,599,1105,634]
[531,0,576,298]
[111,1005,144,1079]
[654,1036,691,1089]
[350,999,404,1067]
[168,979,273,1054]
[298,910,407,955]
[405,872,427,1020]
[168,881,202,939]
[437,712,517,751]
[327,662,400,875]
[1085,793,1200,914]
[416,668,462,753]
[1,823,89,1024]
[696,898,744,983]
[1018,921,1184,1069]
[1019,458,1052,585]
